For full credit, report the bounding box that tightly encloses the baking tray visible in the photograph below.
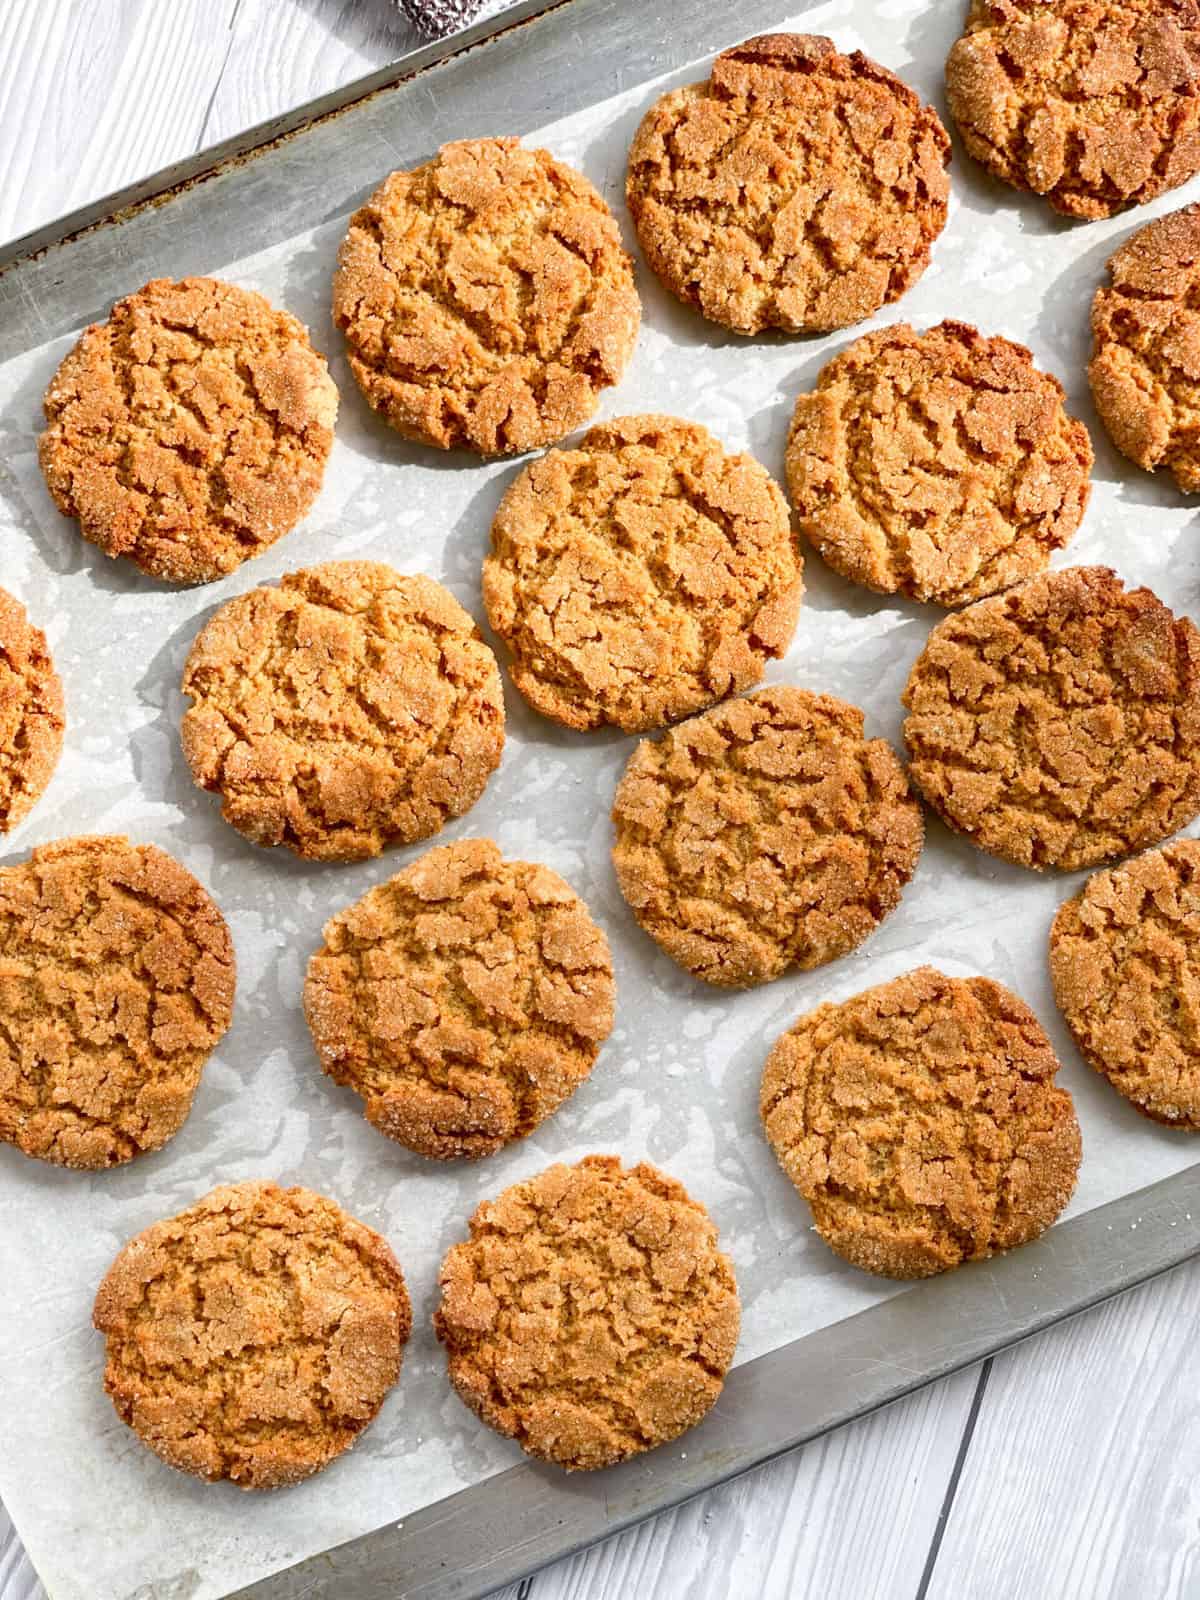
[3,1,1200,1598]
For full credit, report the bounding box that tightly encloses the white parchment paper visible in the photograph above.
[2,4,1200,1597]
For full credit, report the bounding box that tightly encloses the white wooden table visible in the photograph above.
[3,4,1200,1598]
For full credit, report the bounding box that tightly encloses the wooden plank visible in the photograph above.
[525,1370,981,1600]
[926,1257,1200,1599]
[0,1511,42,1600]
[197,0,516,150]
[0,0,239,242]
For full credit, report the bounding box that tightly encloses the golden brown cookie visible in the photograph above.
[332,138,640,454]
[903,566,1200,871]
[626,33,950,335]
[482,415,803,733]
[0,586,64,833]
[38,276,338,585]
[304,838,615,1159]
[0,836,234,1169]
[945,0,1200,220]
[1089,204,1200,491]
[611,685,923,987]
[434,1155,739,1470]
[93,1181,410,1488]
[180,561,505,862]
[1050,839,1200,1126]
[761,966,1082,1279]
[786,322,1093,607]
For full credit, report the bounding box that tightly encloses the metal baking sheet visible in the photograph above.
[3,2,1200,1598]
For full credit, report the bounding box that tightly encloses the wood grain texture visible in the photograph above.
[3,2,1200,1599]
[927,1256,1200,1600]
[0,0,240,241]
[526,1368,980,1600]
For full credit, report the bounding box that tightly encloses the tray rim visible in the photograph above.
[2,2,1200,1597]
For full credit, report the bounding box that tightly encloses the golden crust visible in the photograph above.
[626,33,950,335]
[0,835,234,1169]
[38,276,338,584]
[93,1181,410,1489]
[0,586,64,833]
[304,838,615,1159]
[761,966,1081,1279]
[786,321,1092,607]
[611,685,923,987]
[434,1155,739,1470]
[1089,203,1200,491]
[945,0,1200,220]
[179,561,505,861]
[482,414,803,732]
[332,138,640,454]
[902,565,1200,871]
[1051,839,1200,1127]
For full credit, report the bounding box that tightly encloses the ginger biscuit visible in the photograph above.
[611,686,923,988]
[945,0,1200,220]
[180,561,505,862]
[0,836,234,1170]
[0,586,64,833]
[434,1155,739,1470]
[1089,203,1200,491]
[786,322,1093,607]
[482,415,803,733]
[902,566,1200,871]
[332,138,640,454]
[304,838,615,1159]
[93,1181,410,1488]
[1050,839,1200,1126]
[626,33,950,335]
[761,966,1082,1279]
[39,276,338,585]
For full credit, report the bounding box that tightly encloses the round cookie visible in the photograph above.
[180,561,505,862]
[786,322,1093,607]
[332,138,640,455]
[0,586,64,833]
[0,836,234,1169]
[761,966,1082,1279]
[626,33,951,335]
[1089,204,1200,492]
[304,838,615,1158]
[482,415,803,733]
[93,1181,410,1488]
[945,0,1200,220]
[1050,839,1200,1126]
[902,566,1200,871]
[434,1155,739,1470]
[611,685,923,987]
[39,276,338,585]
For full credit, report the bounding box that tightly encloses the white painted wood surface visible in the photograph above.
[2,4,1200,1599]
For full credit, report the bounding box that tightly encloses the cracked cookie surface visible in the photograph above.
[305,838,614,1159]
[611,685,923,987]
[902,566,1200,871]
[945,0,1200,220]
[761,966,1081,1279]
[434,1155,739,1470]
[0,835,234,1169]
[1051,839,1200,1126]
[333,138,640,454]
[626,33,950,335]
[93,1181,410,1488]
[1089,203,1200,491]
[38,276,338,584]
[0,587,64,834]
[180,561,505,862]
[482,414,802,732]
[786,321,1092,607]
